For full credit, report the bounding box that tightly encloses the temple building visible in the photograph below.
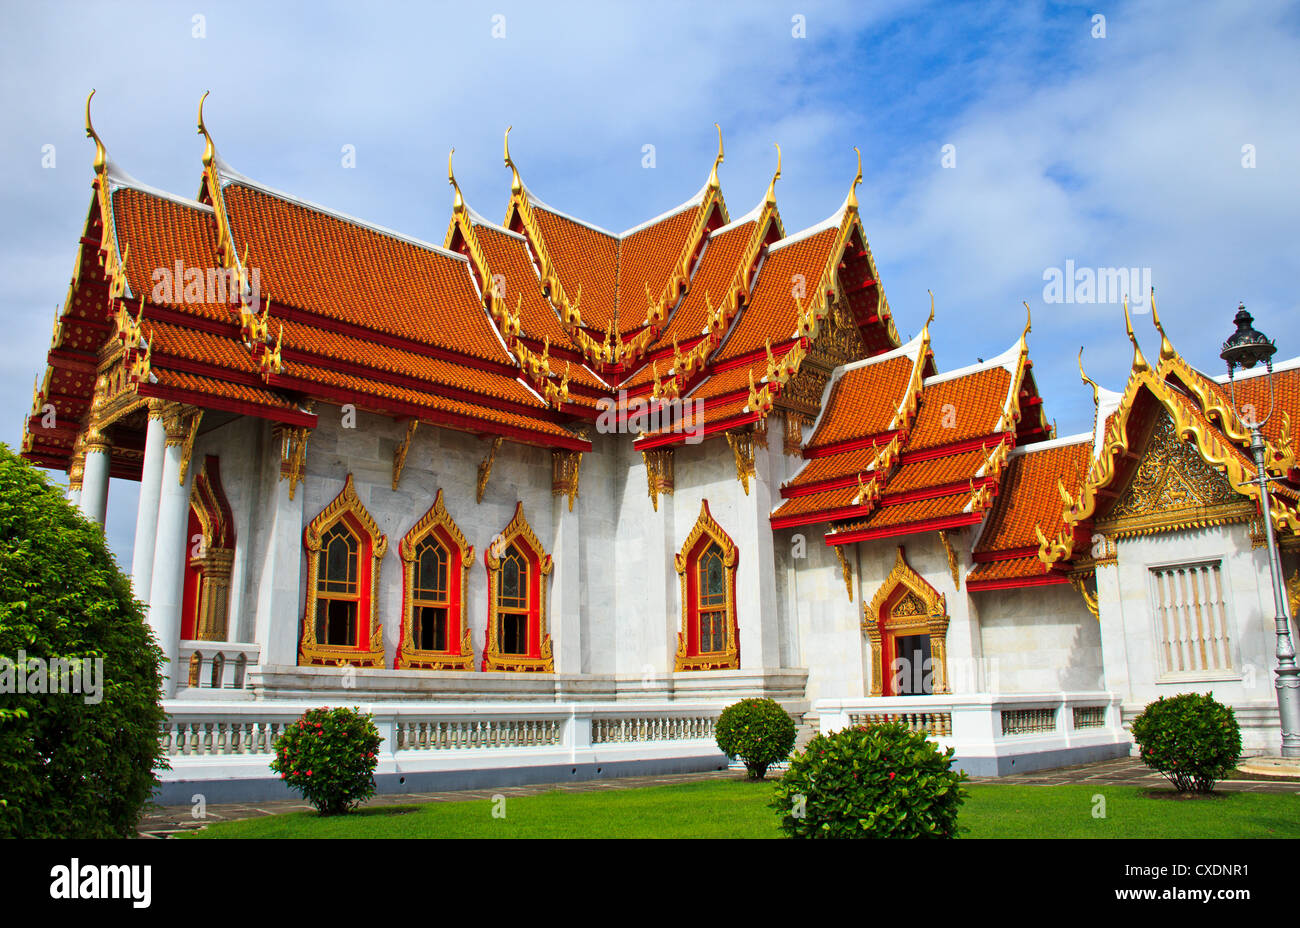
[19,95,1300,800]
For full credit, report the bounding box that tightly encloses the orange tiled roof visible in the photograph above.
[531,205,620,332]
[966,556,1047,585]
[222,183,511,364]
[804,354,916,452]
[660,220,755,344]
[833,490,976,533]
[618,205,699,323]
[974,439,1091,554]
[473,223,569,345]
[905,367,1012,453]
[716,228,839,362]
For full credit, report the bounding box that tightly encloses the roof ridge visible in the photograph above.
[1009,432,1091,455]
[106,164,214,214]
[923,334,1022,386]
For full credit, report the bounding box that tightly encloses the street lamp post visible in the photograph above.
[1220,303,1300,758]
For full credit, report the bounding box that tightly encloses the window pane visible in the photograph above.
[698,544,725,608]
[415,539,449,601]
[320,524,358,594]
[500,613,527,655]
[418,605,448,652]
[500,546,528,609]
[323,598,357,646]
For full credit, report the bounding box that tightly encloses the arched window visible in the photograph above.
[483,502,553,672]
[675,500,739,670]
[397,489,474,670]
[301,474,387,668]
[181,456,234,642]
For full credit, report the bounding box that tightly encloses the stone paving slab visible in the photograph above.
[138,758,1300,837]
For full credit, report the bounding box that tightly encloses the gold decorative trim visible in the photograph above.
[392,419,418,491]
[483,502,554,673]
[396,489,475,671]
[274,425,309,500]
[725,430,756,495]
[862,547,950,696]
[781,410,808,456]
[1069,574,1100,621]
[476,436,503,504]
[551,449,582,512]
[299,474,386,668]
[834,544,853,601]
[643,448,675,512]
[938,529,960,590]
[674,500,740,671]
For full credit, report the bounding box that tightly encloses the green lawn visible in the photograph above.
[188,778,1300,839]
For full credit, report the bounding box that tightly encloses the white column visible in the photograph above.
[148,437,192,697]
[78,439,111,527]
[736,436,782,670]
[131,405,168,600]
[550,491,582,674]
[254,434,306,668]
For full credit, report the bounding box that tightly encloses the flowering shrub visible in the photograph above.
[772,722,967,838]
[715,698,797,780]
[270,706,382,815]
[1130,692,1241,793]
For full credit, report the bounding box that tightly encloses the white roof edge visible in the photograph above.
[468,206,527,241]
[1092,387,1124,459]
[1211,354,1300,383]
[525,189,616,238]
[768,192,851,253]
[1009,432,1091,456]
[618,188,705,239]
[216,162,467,263]
[710,197,764,237]
[924,334,1022,387]
[105,161,213,214]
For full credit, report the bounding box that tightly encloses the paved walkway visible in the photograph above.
[138,757,1300,837]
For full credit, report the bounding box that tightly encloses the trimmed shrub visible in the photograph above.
[0,444,167,838]
[1130,692,1241,793]
[270,706,382,814]
[715,698,797,780]
[772,722,968,838]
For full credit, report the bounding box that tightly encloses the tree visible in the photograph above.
[0,444,167,837]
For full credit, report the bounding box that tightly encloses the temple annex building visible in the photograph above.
[20,95,1300,801]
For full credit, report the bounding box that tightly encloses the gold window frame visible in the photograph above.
[397,489,475,670]
[301,474,387,668]
[674,499,739,670]
[483,502,554,673]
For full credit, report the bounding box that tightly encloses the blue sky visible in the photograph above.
[2,0,1298,566]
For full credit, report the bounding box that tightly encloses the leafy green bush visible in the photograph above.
[772,722,968,838]
[1130,692,1241,793]
[270,706,382,814]
[715,698,797,780]
[0,443,167,837]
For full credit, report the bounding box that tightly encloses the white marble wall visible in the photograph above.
[976,583,1104,693]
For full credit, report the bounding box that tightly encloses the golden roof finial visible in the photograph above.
[847,146,862,211]
[85,89,107,176]
[1019,300,1032,350]
[197,90,216,168]
[448,147,465,215]
[1149,286,1175,363]
[708,123,724,190]
[1078,346,1100,406]
[925,289,936,331]
[1123,294,1149,373]
[764,143,781,206]
[504,126,522,196]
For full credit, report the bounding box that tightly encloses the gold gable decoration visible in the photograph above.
[674,500,740,671]
[1098,409,1253,538]
[300,474,387,668]
[862,547,950,696]
[483,502,554,673]
[396,489,476,671]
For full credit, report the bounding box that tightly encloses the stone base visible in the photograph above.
[1236,756,1300,778]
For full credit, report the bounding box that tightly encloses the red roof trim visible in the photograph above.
[826,511,983,545]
